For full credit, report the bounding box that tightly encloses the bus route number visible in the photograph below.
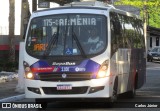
[61,67,69,72]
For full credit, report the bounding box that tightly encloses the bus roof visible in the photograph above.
[34,1,114,13]
[33,1,140,19]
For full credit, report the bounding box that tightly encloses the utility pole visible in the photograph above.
[17,0,30,93]
[111,0,114,5]
[143,0,148,57]
[20,0,30,40]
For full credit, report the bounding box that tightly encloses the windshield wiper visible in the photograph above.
[72,32,87,58]
[43,26,59,58]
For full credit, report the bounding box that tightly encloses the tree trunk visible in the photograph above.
[32,0,37,12]
[20,0,30,40]
[9,0,15,62]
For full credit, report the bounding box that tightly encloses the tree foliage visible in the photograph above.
[115,0,160,28]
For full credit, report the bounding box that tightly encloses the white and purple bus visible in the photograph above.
[24,1,146,108]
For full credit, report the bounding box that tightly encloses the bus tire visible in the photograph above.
[35,99,48,110]
[126,86,135,98]
[109,77,118,102]
[126,74,137,98]
[106,77,118,108]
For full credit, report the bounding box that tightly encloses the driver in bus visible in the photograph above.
[87,27,104,54]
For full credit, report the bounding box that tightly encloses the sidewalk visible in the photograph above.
[0,79,23,99]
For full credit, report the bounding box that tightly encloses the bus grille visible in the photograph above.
[38,72,93,81]
[42,86,88,94]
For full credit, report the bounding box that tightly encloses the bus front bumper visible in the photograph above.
[25,77,112,99]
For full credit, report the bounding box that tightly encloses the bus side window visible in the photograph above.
[110,21,116,44]
[110,14,121,35]
[114,21,121,35]
[110,12,122,44]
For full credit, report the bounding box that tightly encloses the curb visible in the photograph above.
[147,67,160,70]
[0,94,25,102]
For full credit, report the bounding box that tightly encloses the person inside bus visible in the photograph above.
[86,27,104,54]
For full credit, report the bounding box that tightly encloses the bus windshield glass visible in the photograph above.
[26,14,107,57]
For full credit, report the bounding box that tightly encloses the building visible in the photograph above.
[148,26,160,50]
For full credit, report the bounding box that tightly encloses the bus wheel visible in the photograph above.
[126,85,136,98]
[109,78,118,102]
[35,99,48,110]
[126,75,137,98]
[107,78,118,107]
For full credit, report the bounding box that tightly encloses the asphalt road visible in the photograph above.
[2,62,160,111]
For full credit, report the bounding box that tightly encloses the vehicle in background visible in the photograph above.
[147,46,160,62]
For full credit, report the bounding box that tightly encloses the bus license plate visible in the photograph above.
[57,84,72,90]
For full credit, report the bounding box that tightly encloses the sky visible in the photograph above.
[0,0,59,35]
[0,0,21,35]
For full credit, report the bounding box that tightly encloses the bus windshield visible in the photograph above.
[26,14,107,57]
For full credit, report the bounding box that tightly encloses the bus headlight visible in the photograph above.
[26,72,34,79]
[96,60,109,78]
[25,67,31,72]
[23,61,34,79]
[23,61,31,72]
[97,70,106,78]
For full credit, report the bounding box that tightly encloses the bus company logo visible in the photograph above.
[52,62,76,66]
[75,67,86,72]
[62,73,67,78]
[52,67,59,72]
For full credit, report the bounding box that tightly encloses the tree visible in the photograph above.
[115,0,160,28]
[9,0,15,62]
[32,0,37,12]
[20,0,30,40]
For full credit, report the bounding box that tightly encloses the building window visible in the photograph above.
[156,37,159,46]
[150,37,152,48]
